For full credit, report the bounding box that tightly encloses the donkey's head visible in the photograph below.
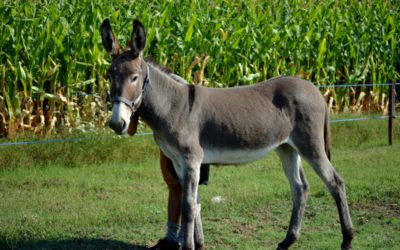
[101,19,147,134]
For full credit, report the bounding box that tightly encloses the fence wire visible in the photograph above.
[316,83,399,88]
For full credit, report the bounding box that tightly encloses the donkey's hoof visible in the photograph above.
[341,230,354,250]
[341,246,352,250]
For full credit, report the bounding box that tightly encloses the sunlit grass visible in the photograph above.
[0,118,399,249]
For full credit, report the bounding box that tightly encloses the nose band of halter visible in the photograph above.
[112,95,142,111]
[111,64,150,112]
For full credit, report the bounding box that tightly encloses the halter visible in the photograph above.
[111,64,150,112]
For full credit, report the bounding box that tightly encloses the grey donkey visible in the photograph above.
[101,18,354,250]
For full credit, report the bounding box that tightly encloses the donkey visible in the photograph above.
[101,19,354,250]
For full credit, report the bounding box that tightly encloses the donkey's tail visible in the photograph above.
[324,106,331,161]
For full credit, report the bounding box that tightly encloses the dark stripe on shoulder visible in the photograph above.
[188,84,195,112]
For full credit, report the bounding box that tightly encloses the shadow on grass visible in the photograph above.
[0,238,148,250]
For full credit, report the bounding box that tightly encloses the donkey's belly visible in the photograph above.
[202,142,282,165]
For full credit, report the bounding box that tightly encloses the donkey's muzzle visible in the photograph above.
[109,119,127,134]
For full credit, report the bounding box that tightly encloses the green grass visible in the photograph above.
[0,119,399,249]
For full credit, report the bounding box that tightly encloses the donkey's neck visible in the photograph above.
[138,62,187,132]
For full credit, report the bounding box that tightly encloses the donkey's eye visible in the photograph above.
[131,75,138,83]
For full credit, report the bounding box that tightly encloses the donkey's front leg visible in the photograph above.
[181,154,202,250]
[194,203,204,249]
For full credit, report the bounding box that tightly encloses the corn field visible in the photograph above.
[0,0,399,137]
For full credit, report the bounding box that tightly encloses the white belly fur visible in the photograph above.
[155,133,287,166]
[202,141,284,165]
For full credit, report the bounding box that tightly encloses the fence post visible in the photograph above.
[388,81,394,146]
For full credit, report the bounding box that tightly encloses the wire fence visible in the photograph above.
[0,83,398,147]
[316,82,399,120]
[316,83,398,88]
[0,132,153,147]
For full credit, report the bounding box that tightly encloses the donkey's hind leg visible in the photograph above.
[275,144,309,250]
[298,145,354,250]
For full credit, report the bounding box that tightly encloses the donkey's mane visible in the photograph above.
[145,58,189,85]
[145,57,174,75]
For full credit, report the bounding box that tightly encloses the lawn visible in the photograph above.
[0,118,399,249]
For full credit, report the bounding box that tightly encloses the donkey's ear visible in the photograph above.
[101,19,120,57]
[130,19,146,57]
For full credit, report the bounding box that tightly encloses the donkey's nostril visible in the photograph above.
[120,119,126,131]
